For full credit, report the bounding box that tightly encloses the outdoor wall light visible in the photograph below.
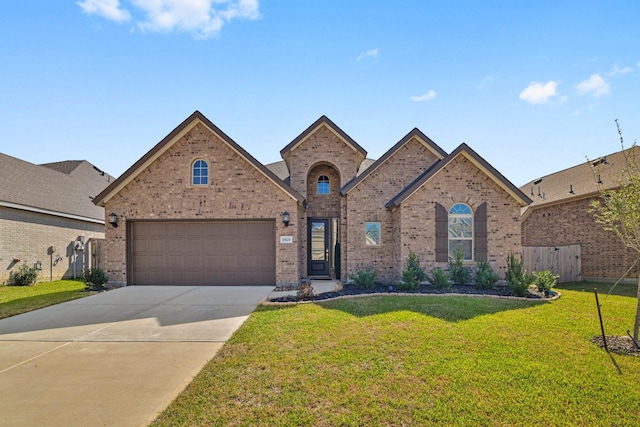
[108,212,118,228]
[282,211,290,227]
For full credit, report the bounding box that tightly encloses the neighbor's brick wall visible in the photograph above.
[522,197,640,280]
[104,123,300,286]
[0,206,104,283]
[397,155,522,278]
[344,137,442,279]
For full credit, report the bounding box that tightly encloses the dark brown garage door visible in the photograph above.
[129,221,276,286]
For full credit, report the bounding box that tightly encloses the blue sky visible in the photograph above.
[1,1,638,186]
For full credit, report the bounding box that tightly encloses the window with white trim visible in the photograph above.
[192,160,208,185]
[448,203,473,260]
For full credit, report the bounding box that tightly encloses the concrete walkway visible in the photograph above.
[0,286,272,427]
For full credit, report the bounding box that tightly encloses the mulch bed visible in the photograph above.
[590,335,640,357]
[268,283,555,303]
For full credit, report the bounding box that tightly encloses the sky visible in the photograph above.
[0,1,639,187]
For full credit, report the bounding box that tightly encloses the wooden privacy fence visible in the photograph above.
[522,244,581,283]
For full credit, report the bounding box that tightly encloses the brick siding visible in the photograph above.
[522,196,640,280]
[104,123,299,286]
[286,125,360,277]
[1,206,104,283]
[396,155,522,278]
[344,137,442,279]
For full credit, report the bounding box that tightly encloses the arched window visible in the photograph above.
[192,160,208,185]
[317,175,330,194]
[448,203,473,260]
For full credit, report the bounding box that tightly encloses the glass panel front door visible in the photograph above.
[308,219,329,276]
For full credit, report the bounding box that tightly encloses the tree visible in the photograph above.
[590,120,640,340]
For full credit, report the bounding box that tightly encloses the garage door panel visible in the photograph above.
[131,221,275,286]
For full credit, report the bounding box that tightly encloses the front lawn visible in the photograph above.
[153,290,640,426]
[0,280,90,319]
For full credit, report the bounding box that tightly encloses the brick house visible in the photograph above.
[93,111,531,286]
[0,154,113,283]
[520,146,640,282]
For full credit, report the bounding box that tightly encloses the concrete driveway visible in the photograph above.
[0,285,272,427]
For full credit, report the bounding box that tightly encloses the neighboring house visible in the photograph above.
[0,154,113,284]
[520,146,640,281]
[93,111,531,287]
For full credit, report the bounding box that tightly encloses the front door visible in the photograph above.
[308,219,330,277]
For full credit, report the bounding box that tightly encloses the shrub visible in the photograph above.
[532,270,559,293]
[399,251,426,290]
[505,252,531,297]
[83,268,108,291]
[449,248,471,284]
[348,264,378,289]
[426,267,451,289]
[296,281,315,300]
[475,259,499,290]
[9,264,39,286]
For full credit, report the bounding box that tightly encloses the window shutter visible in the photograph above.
[435,203,448,262]
[474,202,488,261]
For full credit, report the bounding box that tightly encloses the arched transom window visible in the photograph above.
[192,160,208,185]
[317,175,330,194]
[448,203,473,260]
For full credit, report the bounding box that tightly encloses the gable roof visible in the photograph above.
[519,145,640,218]
[93,111,305,207]
[279,115,368,171]
[340,128,447,194]
[0,153,112,223]
[386,143,532,210]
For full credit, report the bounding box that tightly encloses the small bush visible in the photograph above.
[83,268,108,291]
[505,253,531,297]
[449,248,471,284]
[532,270,559,293]
[9,264,39,286]
[427,267,451,289]
[348,264,378,289]
[475,259,499,290]
[399,251,426,290]
[296,281,315,300]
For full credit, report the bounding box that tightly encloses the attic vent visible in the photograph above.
[533,178,543,185]
[591,157,607,167]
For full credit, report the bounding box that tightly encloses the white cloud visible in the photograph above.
[411,90,437,102]
[576,73,610,97]
[77,0,131,22]
[356,48,379,61]
[477,75,494,90]
[606,64,633,76]
[518,81,558,105]
[77,0,260,38]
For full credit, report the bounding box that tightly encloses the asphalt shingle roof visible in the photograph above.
[519,146,640,216]
[0,153,113,222]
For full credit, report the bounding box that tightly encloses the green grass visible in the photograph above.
[0,280,90,319]
[556,280,638,298]
[153,291,640,426]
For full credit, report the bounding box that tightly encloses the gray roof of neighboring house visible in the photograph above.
[0,153,114,222]
[519,146,640,217]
